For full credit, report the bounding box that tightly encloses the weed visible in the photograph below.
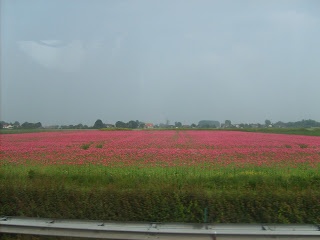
[81,144,91,150]
[298,144,308,148]
[28,169,36,179]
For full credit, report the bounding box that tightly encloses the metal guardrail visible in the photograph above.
[1,216,320,239]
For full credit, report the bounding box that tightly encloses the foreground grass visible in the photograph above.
[2,165,320,224]
[1,165,319,191]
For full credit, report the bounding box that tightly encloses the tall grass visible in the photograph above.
[2,164,320,223]
[2,166,320,224]
[2,164,319,191]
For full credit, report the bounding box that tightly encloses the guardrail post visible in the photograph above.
[204,208,208,223]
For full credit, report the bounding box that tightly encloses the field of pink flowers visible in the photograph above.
[2,130,320,223]
[1,130,320,170]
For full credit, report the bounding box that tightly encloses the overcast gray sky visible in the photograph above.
[1,0,320,126]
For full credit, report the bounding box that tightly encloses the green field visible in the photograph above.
[2,165,320,224]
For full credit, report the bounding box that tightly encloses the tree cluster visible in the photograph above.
[115,120,145,129]
[272,119,320,128]
[60,124,89,129]
[21,122,42,129]
[198,120,220,128]
[0,121,20,129]
[225,119,320,129]
[174,122,182,128]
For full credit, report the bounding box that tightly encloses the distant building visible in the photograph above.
[144,123,154,129]
[105,124,114,128]
[221,123,234,129]
[3,125,13,129]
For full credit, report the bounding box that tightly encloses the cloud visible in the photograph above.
[17,40,85,72]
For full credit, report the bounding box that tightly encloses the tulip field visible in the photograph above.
[1,130,320,223]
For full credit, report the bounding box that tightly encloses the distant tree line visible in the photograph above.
[60,124,89,129]
[198,120,220,128]
[21,122,42,129]
[222,119,320,129]
[272,119,320,128]
[93,119,146,129]
[115,120,145,129]
[1,119,320,130]
[0,121,42,129]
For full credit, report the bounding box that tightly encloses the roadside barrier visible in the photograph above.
[1,216,320,239]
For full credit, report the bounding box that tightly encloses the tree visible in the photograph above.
[21,122,40,129]
[198,120,220,128]
[225,120,231,127]
[273,121,285,128]
[0,122,3,129]
[265,119,271,126]
[22,122,34,129]
[175,122,182,128]
[75,124,84,129]
[93,119,104,129]
[191,123,196,128]
[115,121,127,128]
[128,120,138,129]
